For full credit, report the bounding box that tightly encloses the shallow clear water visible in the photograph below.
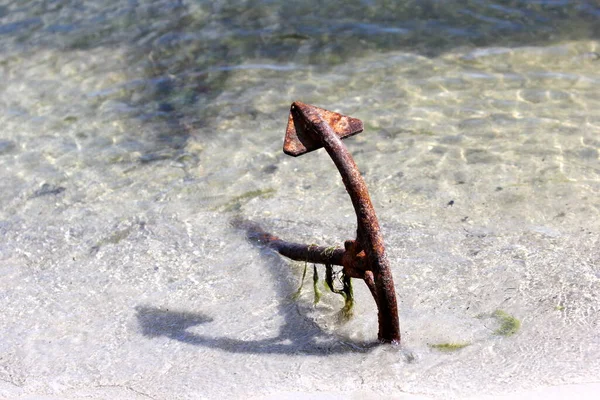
[1,1,599,399]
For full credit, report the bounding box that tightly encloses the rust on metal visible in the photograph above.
[256,101,401,344]
[283,101,363,157]
[244,220,345,266]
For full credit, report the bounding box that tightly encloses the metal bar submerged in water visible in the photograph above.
[257,101,401,344]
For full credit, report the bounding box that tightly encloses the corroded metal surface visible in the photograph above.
[240,218,345,266]
[283,101,363,157]
[263,101,401,343]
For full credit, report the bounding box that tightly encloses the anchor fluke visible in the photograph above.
[283,101,363,157]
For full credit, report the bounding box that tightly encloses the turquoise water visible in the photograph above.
[1,1,599,399]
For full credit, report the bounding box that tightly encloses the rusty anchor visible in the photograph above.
[250,101,401,344]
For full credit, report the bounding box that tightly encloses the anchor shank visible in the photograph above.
[298,106,401,344]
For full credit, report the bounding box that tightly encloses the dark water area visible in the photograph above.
[3,1,599,56]
[2,0,598,152]
[2,0,599,94]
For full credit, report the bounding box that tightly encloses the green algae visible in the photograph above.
[291,244,353,318]
[291,261,309,301]
[312,264,321,305]
[219,188,276,212]
[492,309,521,336]
[321,246,338,259]
[412,128,435,136]
[338,275,354,320]
[429,342,470,352]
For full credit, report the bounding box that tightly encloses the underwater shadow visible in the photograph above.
[135,217,378,356]
[135,305,375,356]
